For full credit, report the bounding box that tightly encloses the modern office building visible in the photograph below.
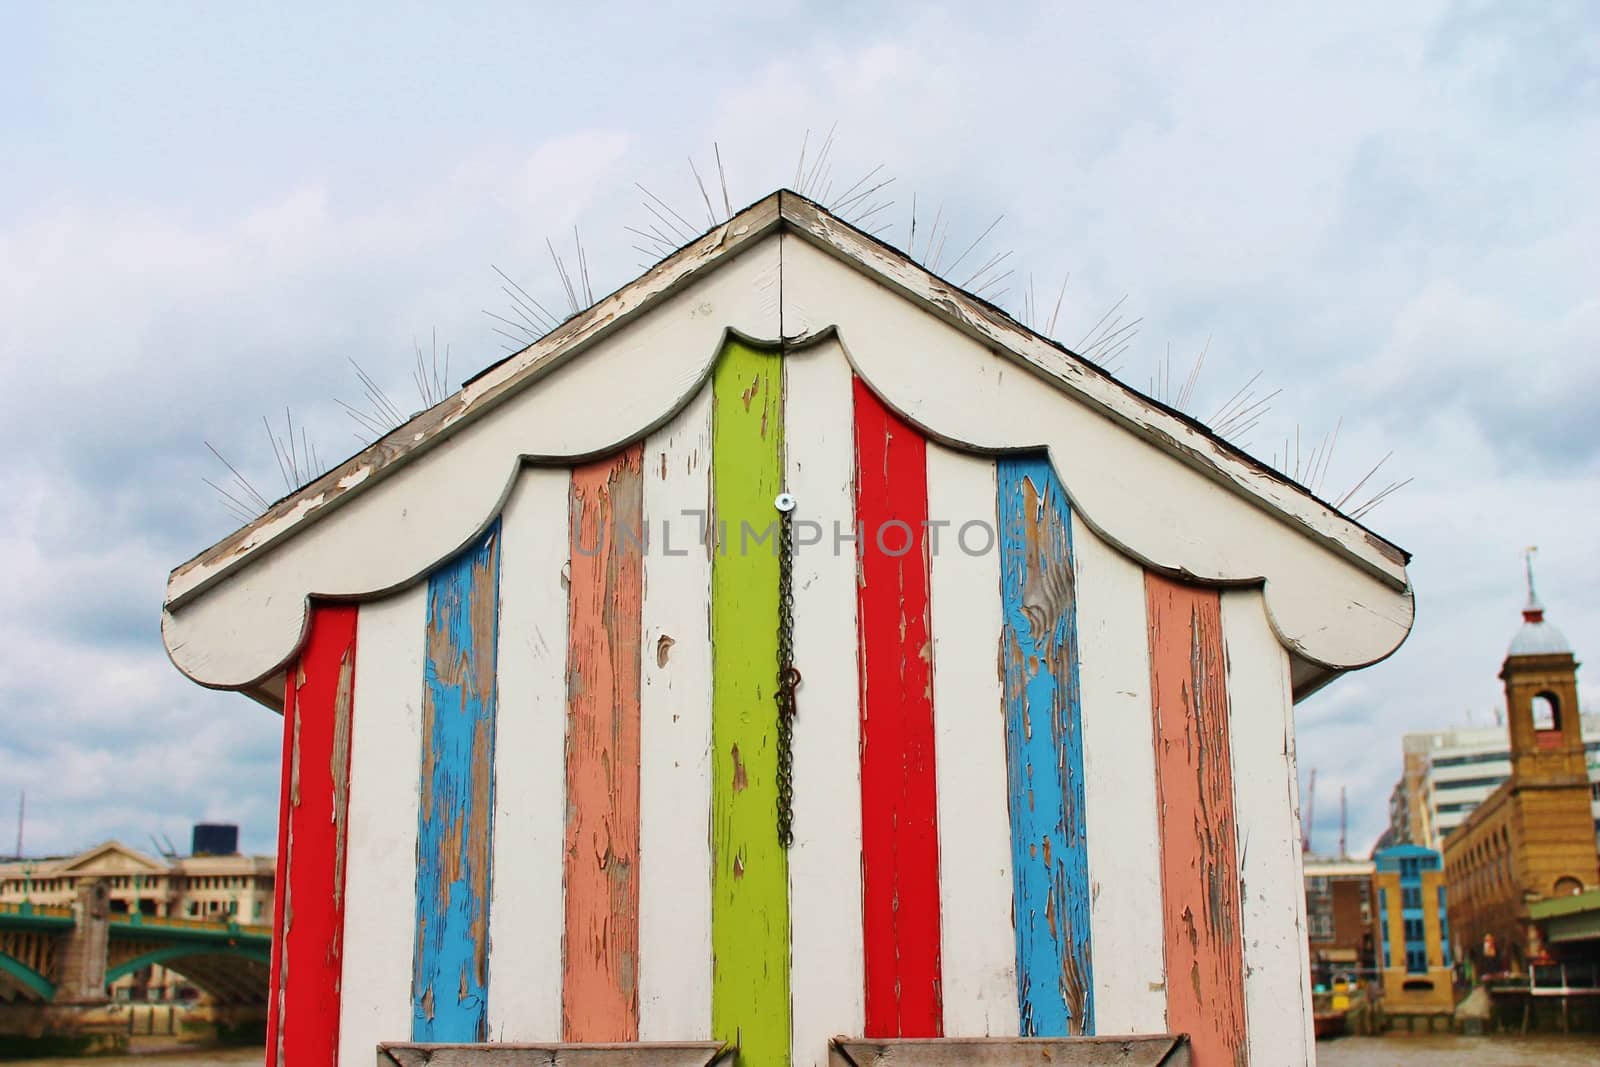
[1384,716,1600,852]
[1372,845,1454,1016]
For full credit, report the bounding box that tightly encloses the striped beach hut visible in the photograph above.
[162,191,1414,1066]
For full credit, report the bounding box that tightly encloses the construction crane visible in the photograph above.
[1302,768,1316,854]
[1339,786,1348,859]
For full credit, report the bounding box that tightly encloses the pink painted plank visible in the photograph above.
[1145,573,1248,1065]
[563,446,645,1040]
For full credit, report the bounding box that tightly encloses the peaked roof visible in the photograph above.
[52,841,167,875]
[164,190,1414,700]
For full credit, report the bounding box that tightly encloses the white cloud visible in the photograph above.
[2,1,1596,859]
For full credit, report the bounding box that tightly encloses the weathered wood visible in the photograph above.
[1071,519,1165,1036]
[341,587,428,1067]
[1145,574,1247,1065]
[164,240,782,691]
[779,234,1412,682]
[488,466,571,1041]
[778,194,1406,581]
[1219,590,1313,1062]
[414,526,502,1042]
[854,377,943,1037]
[270,602,358,1067]
[266,641,293,1067]
[709,338,789,1066]
[170,196,783,606]
[996,456,1093,1036]
[377,1041,729,1066]
[926,444,1018,1038]
[563,446,645,1040]
[828,1035,1190,1067]
[786,337,867,1064]
[638,389,714,1041]
[168,194,1413,699]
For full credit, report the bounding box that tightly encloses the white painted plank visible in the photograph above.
[1072,517,1167,1036]
[781,196,1408,589]
[166,240,783,690]
[1221,588,1314,1064]
[780,236,1413,676]
[638,387,714,1040]
[486,466,571,1042]
[926,444,1019,1037]
[340,585,427,1066]
[785,337,866,1066]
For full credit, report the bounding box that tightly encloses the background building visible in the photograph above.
[1303,856,1376,987]
[1443,585,1599,976]
[1387,718,1600,852]
[1372,845,1454,1018]
[0,825,272,1001]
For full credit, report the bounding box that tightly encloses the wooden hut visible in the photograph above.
[161,191,1415,1066]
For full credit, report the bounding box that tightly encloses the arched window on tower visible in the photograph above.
[1532,692,1561,750]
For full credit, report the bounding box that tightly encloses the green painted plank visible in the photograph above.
[711,338,789,1067]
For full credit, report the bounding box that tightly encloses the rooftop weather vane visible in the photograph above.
[1524,544,1542,619]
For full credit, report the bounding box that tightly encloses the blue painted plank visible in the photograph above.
[413,522,502,1041]
[996,455,1094,1036]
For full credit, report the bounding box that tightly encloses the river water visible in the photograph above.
[1317,1033,1600,1065]
[5,1049,258,1066]
[9,1037,1600,1065]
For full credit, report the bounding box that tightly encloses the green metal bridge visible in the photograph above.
[0,900,270,1005]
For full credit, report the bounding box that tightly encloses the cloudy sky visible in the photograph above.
[2,2,1595,859]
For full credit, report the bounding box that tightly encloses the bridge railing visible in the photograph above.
[1530,962,1600,996]
[0,901,74,920]
[115,912,273,938]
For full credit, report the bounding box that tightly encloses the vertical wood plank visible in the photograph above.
[786,340,866,1064]
[563,445,645,1040]
[266,660,294,1067]
[927,444,1019,1038]
[638,389,715,1041]
[340,587,427,1066]
[488,467,571,1041]
[1220,589,1313,1062]
[853,378,943,1038]
[710,339,790,1067]
[1146,572,1248,1066]
[413,525,501,1043]
[1071,517,1166,1036]
[995,456,1094,1037]
[271,602,359,1067]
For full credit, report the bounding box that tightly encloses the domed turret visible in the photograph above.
[1508,557,1572,658]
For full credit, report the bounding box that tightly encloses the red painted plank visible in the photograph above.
[266,660,294,1067]
[563,446,645,1040]
[853,378,944,1038]
[1145,574,1248,1065]
[268,603,358,1067]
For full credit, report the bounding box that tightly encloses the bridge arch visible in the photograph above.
[105,945,271,1005]
[0,949,55,1002]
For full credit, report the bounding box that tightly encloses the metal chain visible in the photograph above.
[775,493,800,849]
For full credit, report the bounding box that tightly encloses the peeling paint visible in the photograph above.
[997,456,1093,1037]
[710,338,789,1066]
[854,377,943,1038]
[1146,574,1248,1065]
[563,447,644,1040]
[413,525,501,1042]
[267,604,358,1066]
